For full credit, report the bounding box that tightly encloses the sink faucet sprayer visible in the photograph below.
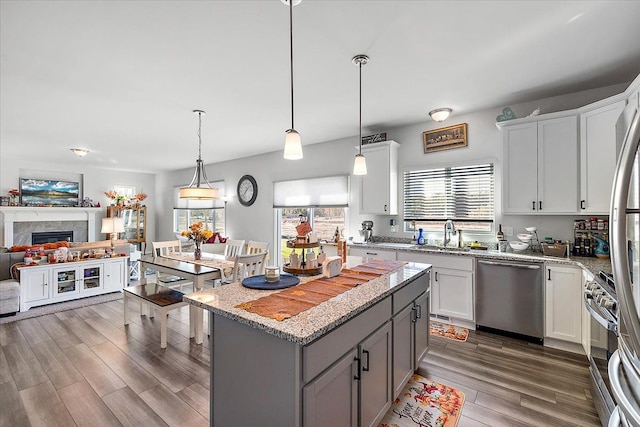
[443,220,456,247]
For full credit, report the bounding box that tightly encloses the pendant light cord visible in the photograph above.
[289,0,295,130]
[359,60,362,155]
[197,111,203,161]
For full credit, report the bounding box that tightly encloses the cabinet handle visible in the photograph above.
[384,204,388,212]
[362,350,370,372]
[539,201,542,210]
[354,357,361,380]
[532,201,536,210]
[548,269,551,281]
[581,200,586,210]
[411,307,417,323]
[416,303,422,319]
[435,271,438,282]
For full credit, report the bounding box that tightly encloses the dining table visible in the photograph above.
[139,252,235,345]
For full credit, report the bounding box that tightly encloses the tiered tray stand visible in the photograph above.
[283,241,321,275]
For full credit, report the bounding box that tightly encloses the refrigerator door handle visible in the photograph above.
[608,349,640,427]
[610,108,640,356]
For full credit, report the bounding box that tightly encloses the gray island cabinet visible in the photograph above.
[184,258,431,427]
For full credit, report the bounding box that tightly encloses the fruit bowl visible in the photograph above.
[509,241,529,251]
[517,233,532,242]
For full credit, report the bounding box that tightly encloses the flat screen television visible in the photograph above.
[20,178,80,206]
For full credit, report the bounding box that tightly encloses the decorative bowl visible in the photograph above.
[517,233,532,242]
[509,241,529,251]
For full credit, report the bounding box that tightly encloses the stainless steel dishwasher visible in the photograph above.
[476,259,544,342]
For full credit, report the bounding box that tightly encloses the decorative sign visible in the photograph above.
[423,123,468,154]
[361,132,387,145]
[295,221,312,237]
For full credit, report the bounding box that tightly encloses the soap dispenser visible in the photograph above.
[417,228,426,246]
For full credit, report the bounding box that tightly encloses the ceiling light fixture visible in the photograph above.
[179,110,219,200]
[283,0,303,160]
[429,108,452,122]
[70,148,89,157]
[352,54,369,175]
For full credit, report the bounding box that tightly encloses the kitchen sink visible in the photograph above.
[416,245,470,252]
[368,242,416,249]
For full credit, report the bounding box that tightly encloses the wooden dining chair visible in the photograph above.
[151,240,193,290]
[220,251,267,284]
[247,240,270,264]
[224,239,245,258]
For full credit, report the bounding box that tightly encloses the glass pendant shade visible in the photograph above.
[353,153,367,175]
[284,129,303,160]
[429,108,452,122]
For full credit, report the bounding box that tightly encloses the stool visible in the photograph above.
[0,280,20,317]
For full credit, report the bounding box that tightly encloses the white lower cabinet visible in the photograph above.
[545,264,582,343]
[19,257,128,311]
[21,269,51,307]
[397,252,473,321]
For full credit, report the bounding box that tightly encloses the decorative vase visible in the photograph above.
[194,245,202,260]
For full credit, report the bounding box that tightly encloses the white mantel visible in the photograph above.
[0,206,101,247]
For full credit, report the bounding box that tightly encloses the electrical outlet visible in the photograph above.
[504,226,514,236]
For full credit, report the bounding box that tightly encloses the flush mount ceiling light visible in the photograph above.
[429,108,452,122]
[179,110,219,200]
[70,148,89,157]
[353,54,369,176]
[282,0,303,160]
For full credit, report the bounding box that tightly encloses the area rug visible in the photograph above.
[0,292,123,324]
[379,374,465,427]
[429,321,469,342]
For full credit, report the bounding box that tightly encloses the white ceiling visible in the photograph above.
[2,0,640,173]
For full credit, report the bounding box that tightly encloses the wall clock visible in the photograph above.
[237,175,258,206]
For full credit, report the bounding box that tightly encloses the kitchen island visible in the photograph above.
[184,257,431,427]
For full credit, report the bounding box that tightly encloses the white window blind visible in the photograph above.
[273,175,350,208]
[404,163,494,223]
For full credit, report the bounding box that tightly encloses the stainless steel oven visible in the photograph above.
[584,271,619,426]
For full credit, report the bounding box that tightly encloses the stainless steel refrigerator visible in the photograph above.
[609,96,640,426]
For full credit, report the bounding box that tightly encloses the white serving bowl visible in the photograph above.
[509,241,529,251]
[517,233,532,242]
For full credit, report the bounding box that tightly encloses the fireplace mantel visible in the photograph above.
[0,206,101,247]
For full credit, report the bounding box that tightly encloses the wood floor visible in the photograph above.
[1,297,601,427]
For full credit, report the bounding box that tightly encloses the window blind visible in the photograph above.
[273,175,350,208]
[404,163,494,222]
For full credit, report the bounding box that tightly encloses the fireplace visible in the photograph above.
[32,231,73,245]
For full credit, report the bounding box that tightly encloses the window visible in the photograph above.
[404,163,494,232]
[274,175,349,264]
[173,181,225,235]
[174,208,225,235]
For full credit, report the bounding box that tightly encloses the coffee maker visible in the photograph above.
[360,220,374,242]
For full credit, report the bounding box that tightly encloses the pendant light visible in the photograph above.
[179,110,219,200]
[283,0,303,160]
[353,54,369,175]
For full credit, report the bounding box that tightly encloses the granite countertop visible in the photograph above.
[183,257,430,346]
[352,241,611,279]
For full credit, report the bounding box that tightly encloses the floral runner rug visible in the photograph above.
[429,321,469,342]
[379,374,465,427]
[236,260,407,321]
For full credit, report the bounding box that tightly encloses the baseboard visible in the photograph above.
[544,337,586,355]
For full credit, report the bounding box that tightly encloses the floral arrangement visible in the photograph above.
[181,222,213,247]
[134,192,147,202]
[104,190,127,205]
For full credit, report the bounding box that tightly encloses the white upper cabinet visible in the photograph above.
[503,115,578,214]
[360,141,399,215]
[579,100,626,214]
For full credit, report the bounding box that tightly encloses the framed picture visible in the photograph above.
[20,178,80,206]
[423,123,468,153]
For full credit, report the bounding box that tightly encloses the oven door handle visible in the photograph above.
[583,294,617,332]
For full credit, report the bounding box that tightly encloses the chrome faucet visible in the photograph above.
[443,220,456,247]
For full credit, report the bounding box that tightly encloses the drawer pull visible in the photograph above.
[362,350,370,372]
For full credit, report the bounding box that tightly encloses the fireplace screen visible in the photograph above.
[32,231,73,245]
